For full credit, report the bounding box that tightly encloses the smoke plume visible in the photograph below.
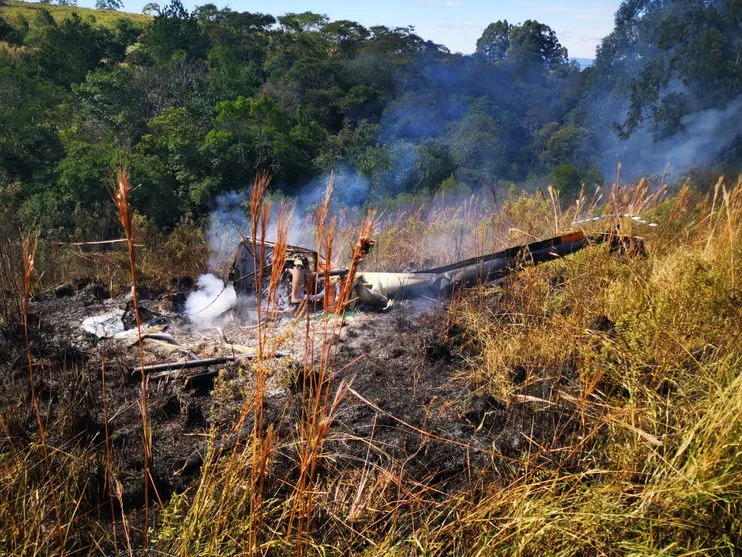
[206,191,250,272]
[594,97,742,180]
[184,273,236,328]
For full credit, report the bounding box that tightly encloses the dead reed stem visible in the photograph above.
[112,168,151,552]
[547,185,561,235]
[248,170,272,554]
[268,202,294,312]
[288,174,344,554]
[290,204,379,554]
[338,212,377,309]
[21,235,65,553]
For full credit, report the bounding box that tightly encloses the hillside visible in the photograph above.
[0,0,149,28]
[1,0,740,238]
[0,1,740,552]
[1,177,739,555]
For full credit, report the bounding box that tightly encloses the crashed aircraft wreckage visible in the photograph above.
[175,228,643,474]
[224,230,643,311]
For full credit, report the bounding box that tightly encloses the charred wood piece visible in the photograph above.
[130,352,287,377]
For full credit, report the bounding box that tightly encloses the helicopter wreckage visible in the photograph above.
[222,229,644,313]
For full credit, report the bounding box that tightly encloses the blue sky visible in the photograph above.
[75,0,623,59]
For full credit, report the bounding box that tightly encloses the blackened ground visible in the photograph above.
[1,279,587,546]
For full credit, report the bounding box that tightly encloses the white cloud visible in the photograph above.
[440,20,480,29]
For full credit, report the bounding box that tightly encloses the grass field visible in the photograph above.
[1,175,740,555]
[0,0,149,29]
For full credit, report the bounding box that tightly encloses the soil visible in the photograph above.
[1,278,584,539]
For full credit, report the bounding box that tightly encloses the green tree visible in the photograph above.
[322,20,369,58]
[593,0,741,140]
[537,124,593,169]
[96,0,123,9]
[203,96,301,185]
[142,3,159,16]
[507,20,567,69]
[278,12,328,33]
[475,20,511,62]
[0,65,64,185]
[449,101,510,183]
[26,12,112,86]
[477,19,567,69]
[132,107,214,225]
[74,66,152,146]
[142,0,208,61]
[0,17,22,44]
[56,137,120,207]
[550,163,602,204]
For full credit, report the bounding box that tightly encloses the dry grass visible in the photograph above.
[2,174,739,556]
[31,217,208,295]
[153,177,739,555]
[111,168,153,552]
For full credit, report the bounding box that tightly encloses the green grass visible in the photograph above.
[0,0,150,29]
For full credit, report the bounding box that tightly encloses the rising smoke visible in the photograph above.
[185,184,317,328]
[205,190,251,272]
[185,9,739,325]
[185,273,236,328]
[598,97,742,180]
[187,191,249,328]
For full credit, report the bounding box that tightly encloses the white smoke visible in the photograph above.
[595,95,742,180]
[185,273,236,328]
[659,97,742,170]
[206,190,254,273]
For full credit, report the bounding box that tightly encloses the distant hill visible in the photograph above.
[0,0,149,29]
[572,57,595,69]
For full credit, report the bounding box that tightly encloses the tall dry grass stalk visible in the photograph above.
[431,178,742,556]
[247,169,275,554]
[20,235,65,552]
[268,202,294,311]
[547,184,561,235]
[287,175,334,550]
[288,174,367,555]
[316,170,337,311]
[606,177,668,219]
[111,168,152,552]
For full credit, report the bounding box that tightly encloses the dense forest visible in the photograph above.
[0,0,740,234]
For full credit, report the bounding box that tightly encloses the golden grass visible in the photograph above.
[2,175,739,555]
[111,168,154,552]
[146,179,738,555]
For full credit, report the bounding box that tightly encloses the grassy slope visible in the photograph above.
[1,179,739,555]
[0,0,149,28]
[154,181,741,555]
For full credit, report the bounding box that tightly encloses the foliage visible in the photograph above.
[596,0,741,139]
[475,20,511,62]
[586,0,742,176]
[0,0,739,553]
[0,0,739,239]
[1,157,740,554]
[0,0,149,28]
[95,0,122,10]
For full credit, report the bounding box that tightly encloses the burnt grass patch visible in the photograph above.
[2,284,595,542]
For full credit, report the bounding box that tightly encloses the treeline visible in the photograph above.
[0,0,739,235]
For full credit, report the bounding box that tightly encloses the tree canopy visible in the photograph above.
[0,0,738,234]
